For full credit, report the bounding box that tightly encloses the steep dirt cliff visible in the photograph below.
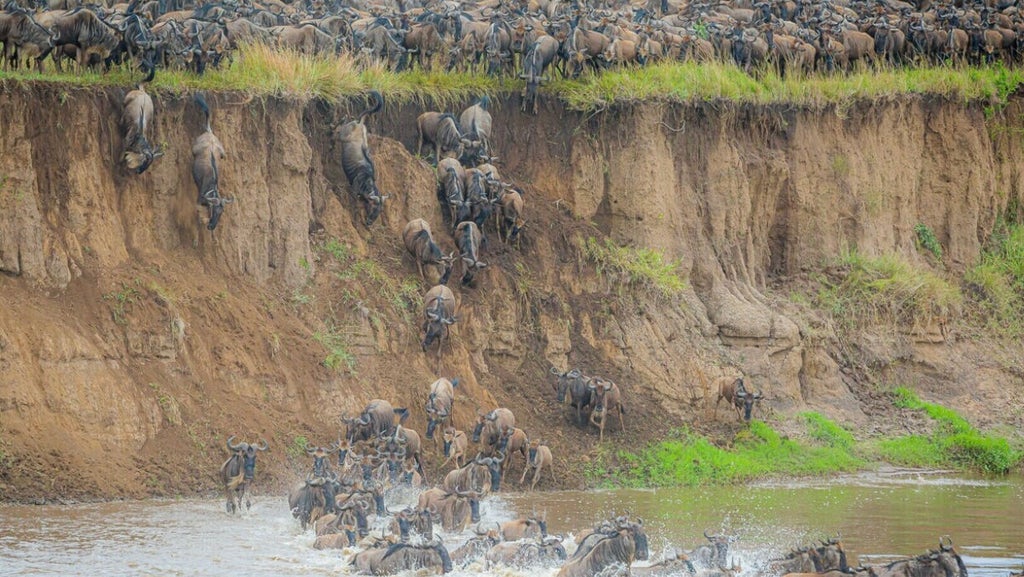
[1,84,1022,501]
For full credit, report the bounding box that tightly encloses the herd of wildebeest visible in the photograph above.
[217,387,1001,577]
[3,0,1024,114]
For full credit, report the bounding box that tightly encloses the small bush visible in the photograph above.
[964,222,1024,336]
[313,325,357,374]
[914,223,943,260]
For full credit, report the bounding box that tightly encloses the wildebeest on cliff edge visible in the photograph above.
[335,89,388,227]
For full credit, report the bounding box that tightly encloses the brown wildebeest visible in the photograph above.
[403,219,454,284]
[501,514,548,541]
[558,517,649,577]
[349,540,453,574]
[519,440,554,491]
[220,436,268,514]
[496,425,529,476]
[864,537,967,577]
[0,7,57,71]
[586,377,625,442]
[713,376,763,422]
[472,407,515,451]
[417,487,481,532]
[403,21,444,70]
[422,284,456,362]
[459,95,492,160]
[441,426,468,470]
[455,221,486,286]
[334,90,387,227]
[485,538,567,570]
[424,377,457,443]
[437,157,469,228]
[417,112,466,163]
[192,94,231,237]
[121,65,161,174]
[39,8,120,71]
[497,188,525,244]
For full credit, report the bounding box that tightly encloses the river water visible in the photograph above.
[1,469,1021,576]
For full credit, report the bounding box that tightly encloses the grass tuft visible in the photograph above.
[580,236,688,298]
[963,221,1024,337]
[816,250,960,330]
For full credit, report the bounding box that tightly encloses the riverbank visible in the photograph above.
[1,81,1024,502]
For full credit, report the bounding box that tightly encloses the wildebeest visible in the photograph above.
[335,89,387,226]
[550,367,593,427]
[403,219,454,285]
[497,188,525,244]
[390,506,438,543]
[313,500,370,550]
[43,8,120,71]
[866,537,967,577]
[520,440,554,491]
[437,157,470,228]
[349,540,453,575]
[633,550,698,577]
[341,399,410,445]
[0,7,56,71]
[442,451,503,493]
[425,377,457,442]
[288,477,331,530]
[219,435,268,514]
[422,284,456,359]
[450,524,501,567]
[520,35,559,114]
[501,515,548,541]
[441,426,468,469]
[558,517,649,577]
[692,530,738,570]
[496,425,529,476]
[416,112,466,163]
[417,487,481,532]
[485,537,567,569]
[768,535,848,575]
[459,95,492,160]
[713,376,763,422]
[587,377,626,442]
[120,65,161,174]
[192,93,231,235]
[455,221,486,286]
[472,407,515,450]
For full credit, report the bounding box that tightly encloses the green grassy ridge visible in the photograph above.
[964,220,1024,338]
[578,236,688,299]
[3,46,1024,109]
[874,387,1021,474]
[589,396,1020,487]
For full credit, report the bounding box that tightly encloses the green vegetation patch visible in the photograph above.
[579,236,688,299]
[876,387,1020,474]
[313,322,357,375]
[593,417,863,488]
[964,221,1024,337]
[816,250,960,330]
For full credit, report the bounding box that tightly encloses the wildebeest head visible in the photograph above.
[550,367,583,403]
[474,451,504,492]
[700,530,737,568]
[734,386,764,421]
[422,299,455,350]
[227,435,269,480]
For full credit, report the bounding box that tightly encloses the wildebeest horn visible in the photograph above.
[550,367,561,375]
[442,317,455,325]
[939,535,953,550]
[226,435,242,450]
[256,439,269,451]
[307,446,318,454]
[705,529,718,540]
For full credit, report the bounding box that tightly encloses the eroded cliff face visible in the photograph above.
[1,86,1021,501]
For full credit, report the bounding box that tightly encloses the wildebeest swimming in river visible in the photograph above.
[220,435,268,514]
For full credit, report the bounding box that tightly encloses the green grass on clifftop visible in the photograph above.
[2,47,1023,109]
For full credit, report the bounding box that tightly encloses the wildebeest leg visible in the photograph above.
[530,465,542,491]
[519,465,529,486]
[243,482,252,511]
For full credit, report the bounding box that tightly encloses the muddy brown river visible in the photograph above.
[1,469,1021,576]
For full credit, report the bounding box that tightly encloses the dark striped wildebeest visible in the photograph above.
[220,435,269,514]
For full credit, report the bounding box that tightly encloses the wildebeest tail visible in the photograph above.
[195,93,211,133]
[359,89,384,123]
